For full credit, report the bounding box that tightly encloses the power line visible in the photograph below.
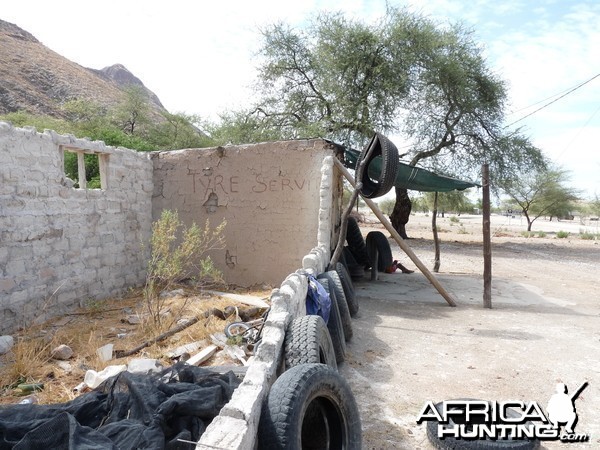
[505,72,600,128]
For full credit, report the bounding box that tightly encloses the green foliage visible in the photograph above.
[556,231,570,239]
[113,85,152,135]
[422,190,474,214]
[537,231,547,238]
[203,109,285,146]
[144,210,226,327]
[499,166,580,231]
[0,93,214,153]
[378,198,396,215]
[449,216,460,223]
[148,112,213,149]
[521,231,535,238]
[0,111,71,133]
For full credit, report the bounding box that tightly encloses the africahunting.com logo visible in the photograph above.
[417,382,590,444]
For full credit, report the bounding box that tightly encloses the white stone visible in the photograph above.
[51,344,74,360]
[0,335,14,355]
[96,343,113,362]
[127,358,162,374]
[84,365,127,389]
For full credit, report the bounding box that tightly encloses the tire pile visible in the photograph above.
[258,256,363,449]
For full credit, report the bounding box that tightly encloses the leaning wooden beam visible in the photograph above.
[334,158,457,307]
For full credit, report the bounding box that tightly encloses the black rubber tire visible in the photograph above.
[356,133,399,199]
[318,272,353,341]
[345,216,369,266]
[366,231,393,272]
[317,278,346,363]
[258,363,362,449]
[425,400,540,450]
[284,315,337,371]
[334,262,358,317]
[342,247,365,280]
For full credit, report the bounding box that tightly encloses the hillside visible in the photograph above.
[0,19,166,119]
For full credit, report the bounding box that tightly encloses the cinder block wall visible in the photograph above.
[151,139,343,287]
[0,123,153,333]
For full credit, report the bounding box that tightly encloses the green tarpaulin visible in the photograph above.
[344,147,479,193]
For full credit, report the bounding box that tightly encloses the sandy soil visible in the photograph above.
[340,212,600,449]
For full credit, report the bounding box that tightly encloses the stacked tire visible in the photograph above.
[259,269,361,449]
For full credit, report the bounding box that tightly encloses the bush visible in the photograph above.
[521,231,535,238]
[449,216,460,224]
[537,231,547,238]
[579,229,598,240]
[144,210,226,327]
[556,230,569,239]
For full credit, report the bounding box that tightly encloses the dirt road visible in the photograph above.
[340,213,599,449]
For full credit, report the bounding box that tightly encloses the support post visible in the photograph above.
[432,192,440,273]
[482,163,492,308]
[334,158,457,307]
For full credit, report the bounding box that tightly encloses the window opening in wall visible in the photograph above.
[62,147,108,189]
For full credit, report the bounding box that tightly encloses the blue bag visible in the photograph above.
[305,274,331,324]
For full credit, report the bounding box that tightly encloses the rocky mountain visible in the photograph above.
[0,19,167,119]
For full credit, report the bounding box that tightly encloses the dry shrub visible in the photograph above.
[144,210,226,327]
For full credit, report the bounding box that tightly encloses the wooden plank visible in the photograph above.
[334,158,457,307]
[186,344,218,366]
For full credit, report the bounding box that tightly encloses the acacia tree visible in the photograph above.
[251,7,545,238]
[113,85,151,135]
[499,167,580,231]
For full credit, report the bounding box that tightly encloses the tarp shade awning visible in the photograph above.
[344,147,479,192]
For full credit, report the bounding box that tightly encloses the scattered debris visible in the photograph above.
[96,343,113,362]
[51,344,74,360]
[186,345,218,366]
[56,361,73,373]
[165,341,204,359]
[205,290,269,308]
[127,358,162,374]
[16,383,44,395]
[115,316,200,358]
[84,364,127,389]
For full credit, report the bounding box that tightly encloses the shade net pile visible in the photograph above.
[0,363,240,449]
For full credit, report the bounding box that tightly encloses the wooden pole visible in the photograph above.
[482,163,492,308]
[334,158,457,307]
[432,192,440,273]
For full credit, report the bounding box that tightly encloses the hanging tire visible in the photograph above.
[317,278,346,363]
[425,399,540,450]
[345,216,369,266]
[318,272,353,342]
[366,231,393,272]
[258,363,362,449]
[342,247,365,280]
[334,262,358,317]
[284,315,337,371]
[356,133,399,199]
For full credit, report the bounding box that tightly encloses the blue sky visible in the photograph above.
[2,0,599,198]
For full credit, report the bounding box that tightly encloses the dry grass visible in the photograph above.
[0,286,270,405]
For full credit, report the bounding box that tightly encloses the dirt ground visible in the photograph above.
[0,287,270,405]
[341,212,600,449]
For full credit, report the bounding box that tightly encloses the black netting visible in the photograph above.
[0,363,240,449]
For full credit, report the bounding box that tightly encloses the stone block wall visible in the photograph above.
[151,139,343,287]
[0,123,153,333]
